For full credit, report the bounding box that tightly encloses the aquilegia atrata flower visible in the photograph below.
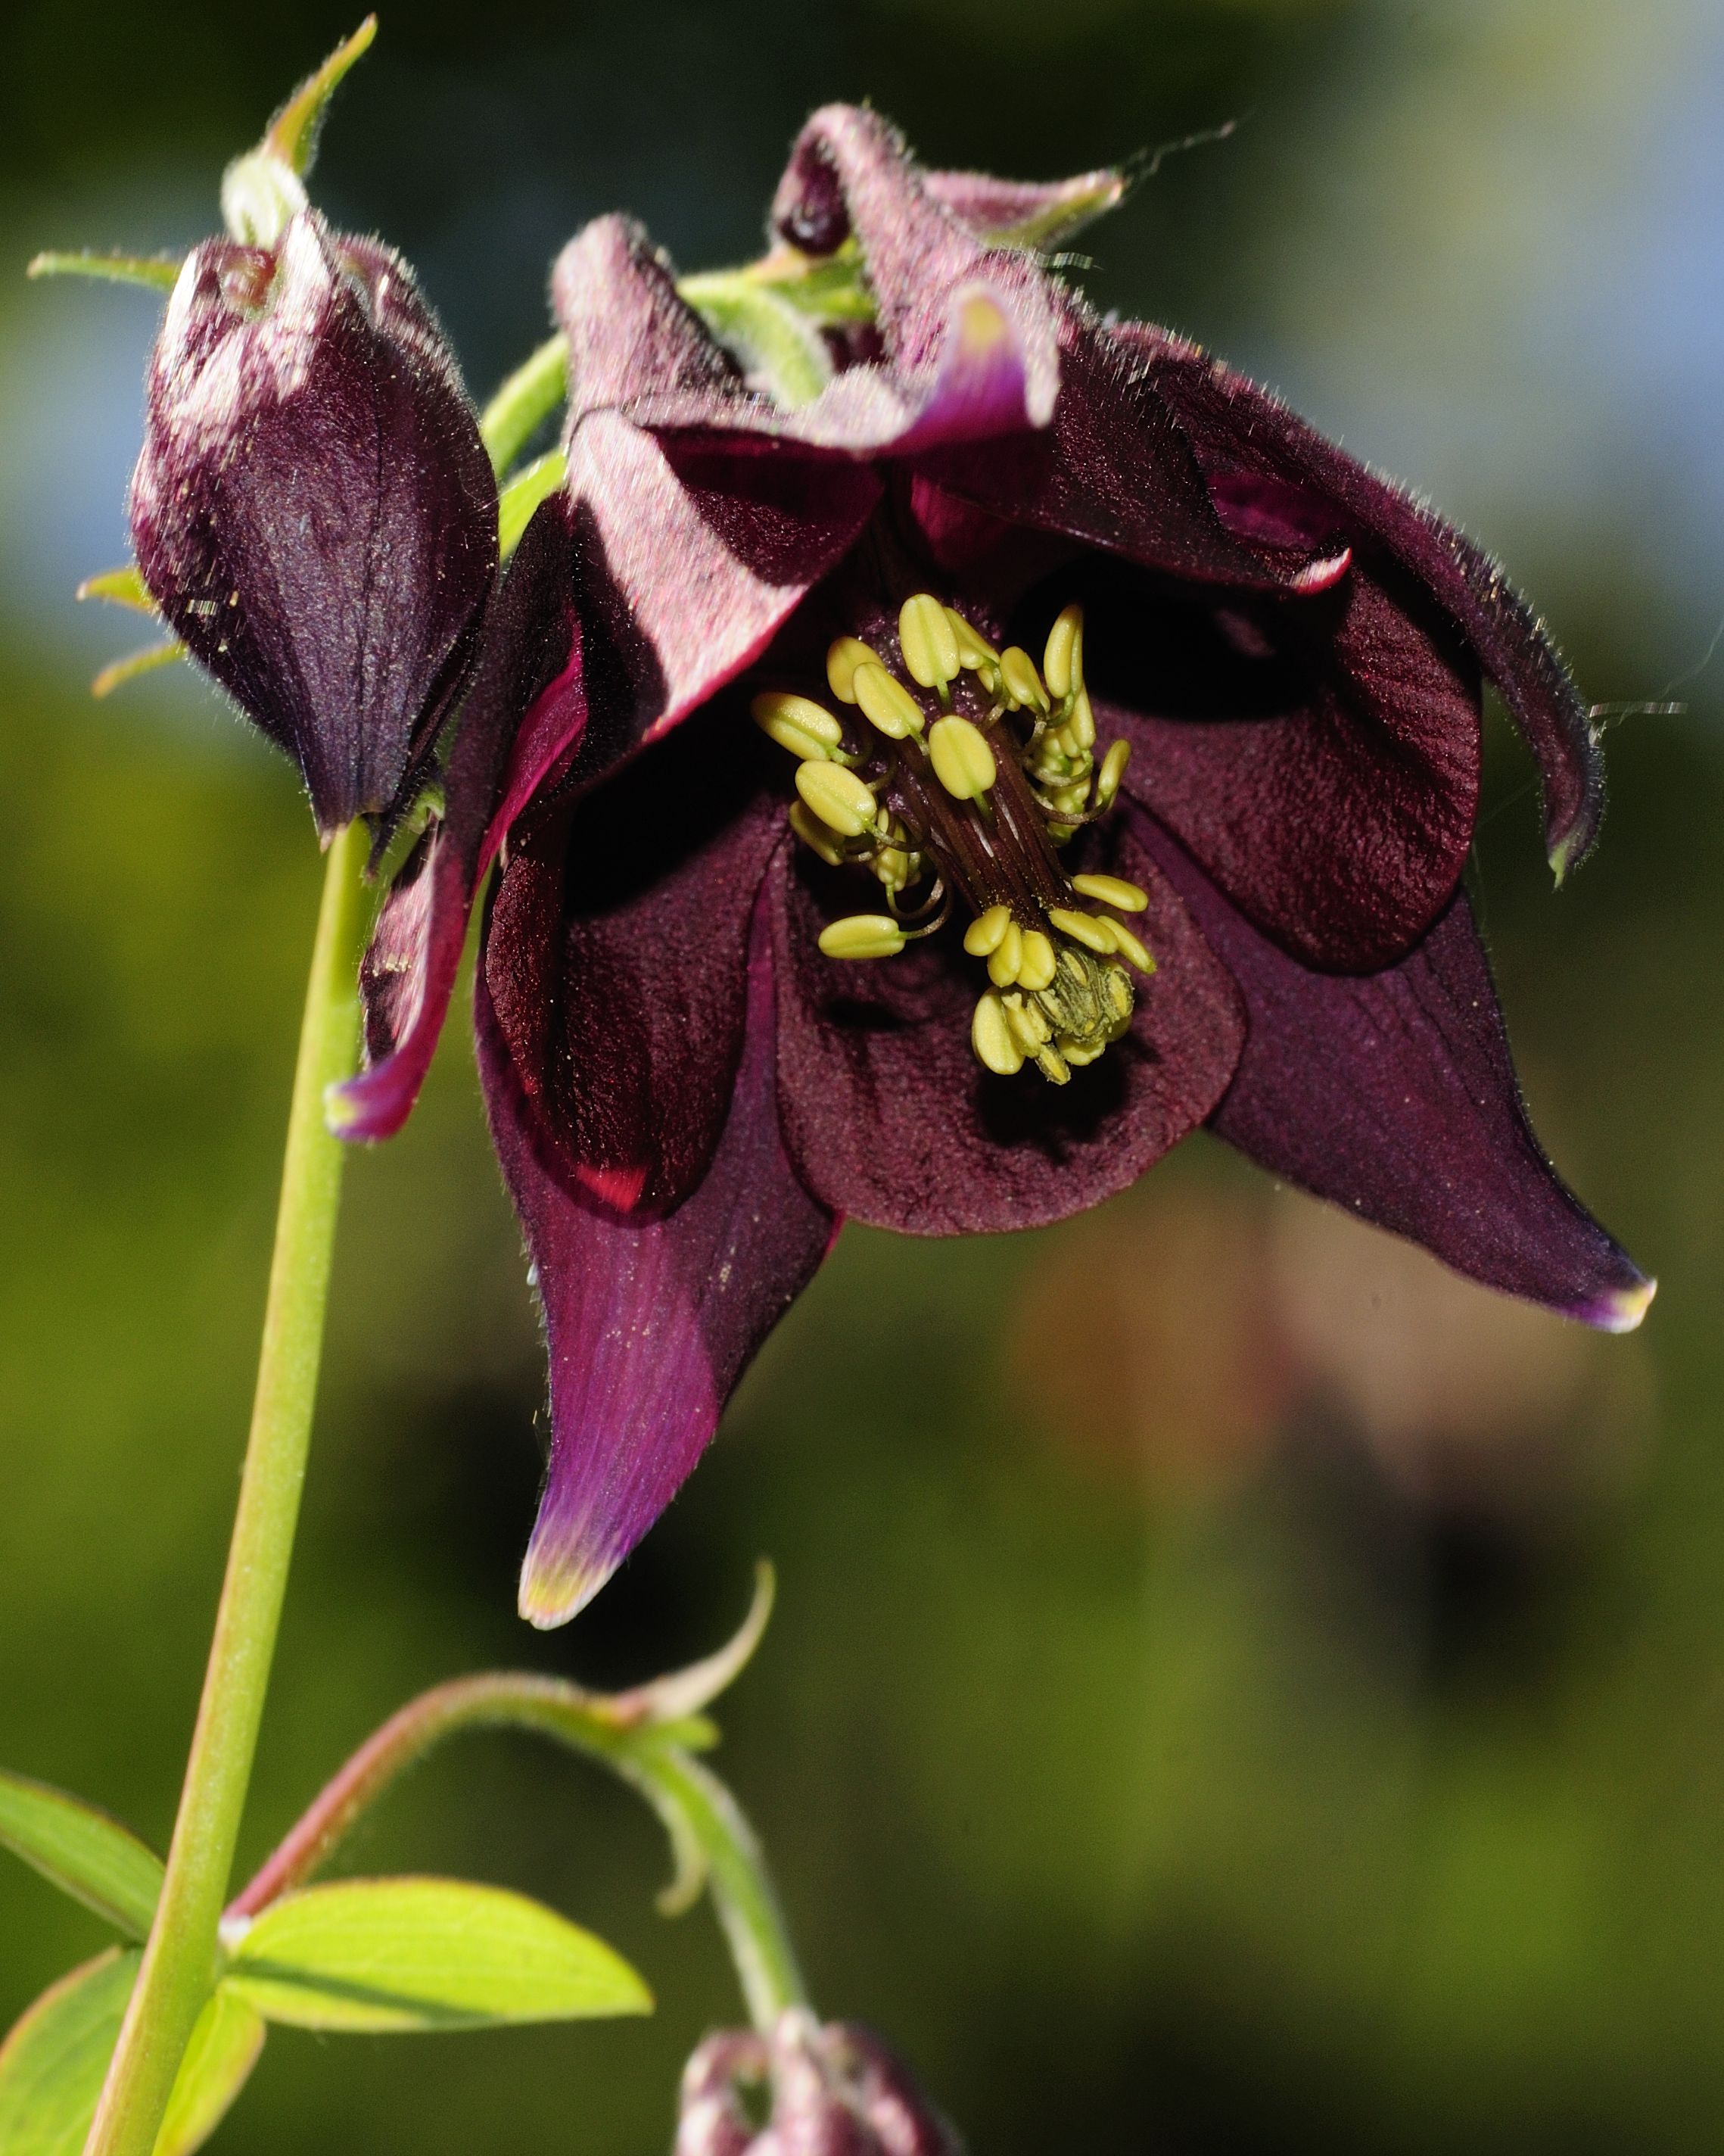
[336,104,1651,1628]
[132,206,498,838]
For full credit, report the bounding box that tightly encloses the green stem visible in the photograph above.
[226,1662,808,2033]
[85,820,372,2156]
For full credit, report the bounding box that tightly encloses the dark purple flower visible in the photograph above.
[130,207,497,838]
[338,106,1651,1628]
[675,2011,962,2156]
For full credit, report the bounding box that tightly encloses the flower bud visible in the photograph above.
[675,2010,963,2156]
[129,208,497,837]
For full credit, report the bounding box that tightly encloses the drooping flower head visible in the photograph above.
[341,106,1651,1628]
[121,22,497,839]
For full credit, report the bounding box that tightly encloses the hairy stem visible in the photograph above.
[85,820,372,2156]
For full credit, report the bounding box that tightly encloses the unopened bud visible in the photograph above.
[130,210,497,838]
[676,2011,963,2156]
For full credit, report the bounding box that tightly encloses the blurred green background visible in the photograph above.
[3,2,1721,2148]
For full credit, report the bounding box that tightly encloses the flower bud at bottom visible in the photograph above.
[676,2008,963,2156]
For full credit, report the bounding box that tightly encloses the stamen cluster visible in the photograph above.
[753,596,1154,1083]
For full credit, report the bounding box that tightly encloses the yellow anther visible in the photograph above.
[1034,1044,1072,1086]
[972,992,1025,1076]
[929,715,997,800]
[1095,738,1131,808]
[987,921,1024,987]
[853,662,925,740]
[999,646,1047,712]
[1003,994,1050,1050]
[818,913,907,960]
[944,608,997,670]
[1016,929,1057,992]
[788,799,847,865]
[795,759,878,838]
[1059,1038,1104,1067]
[1067,686,1097,750]
[1047,906,1116,954]
[1043,603,1085,701]
[963,903,1013,958]
[1103,966,1135,1021]
[1071,873,1149,913]
[898,594,960,690]
[752,691,845,762]
[826,637,881,703]
[1109,923,1156,974]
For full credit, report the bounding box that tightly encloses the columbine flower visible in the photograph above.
[675,2011,961,2156]
[130,205,497,837]
[338,105,1651,1628]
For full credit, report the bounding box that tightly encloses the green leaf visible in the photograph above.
[0,1948,138,2156]
[222,1877,652,2032]
[92,640,187,700]
[262,17,378,176]
[498,450,567,561]
[26,251,181,292]
[0,1770,163,1938]
[156,1991,265,2156]
[679,275,833,410]
[481,335,568,478]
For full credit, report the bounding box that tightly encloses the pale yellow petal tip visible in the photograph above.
[955,288,1010,359]
[518,1546,618,1630]
[1594,1276,1657,1334]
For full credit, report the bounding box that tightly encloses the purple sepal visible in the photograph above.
[479,901,835,1630]
[1122,326,1605,877]
[1137,814,1653,1328]
[920,164,1128,250]
[130,210,496,837]
[331,499,580,1143]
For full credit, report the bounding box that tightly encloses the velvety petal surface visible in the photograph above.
[920,164,1129,251]
[770,822,1245,1235]
[484,707,787,1214]
[131,210,496,836]
[767,107,1325,594]
[478,905,835,1629]
[559,210,1053,457]
[1077,547,1481,969]
[332,498,583,1142]
[1125,326,1605,876]
[1136,814,1652,1326]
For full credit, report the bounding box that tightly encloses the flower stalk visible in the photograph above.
[226,1576,808,2033]
[84,818,372,2156]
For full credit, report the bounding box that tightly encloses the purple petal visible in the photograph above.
[331,499,582,1142]
[478,901,835,1629]
[559,211,1052,458]
[769,826,1244,1234]
[1137,813,1653,1328]
[1125,327,1605,877]
[555,214,745,426]
[1093,551,1480,969]
[131,211,496,837]
[557,409,880,781]
[913,321,1325,594]
[770,107,1043,374]
[483,715,786,1214]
